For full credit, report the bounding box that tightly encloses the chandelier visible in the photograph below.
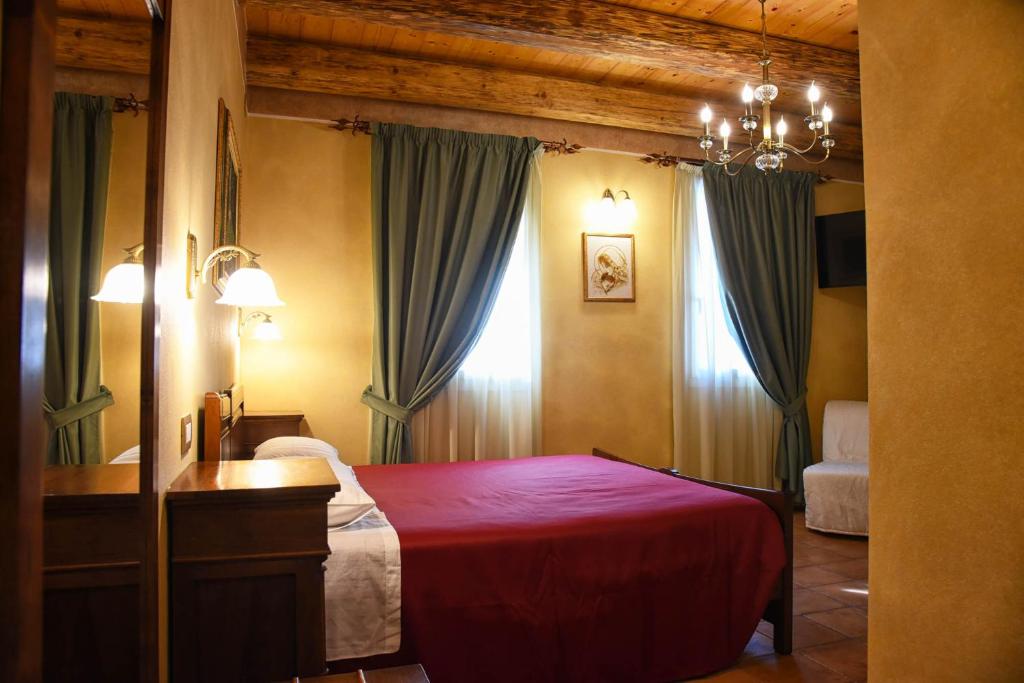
[697,0,836,174]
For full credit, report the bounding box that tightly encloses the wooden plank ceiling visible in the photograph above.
[56,0,862,160]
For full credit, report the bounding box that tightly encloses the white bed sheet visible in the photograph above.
[324,507,402,661]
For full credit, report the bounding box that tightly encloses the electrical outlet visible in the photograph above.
[181,413,193,457]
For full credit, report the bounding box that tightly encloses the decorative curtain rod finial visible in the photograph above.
[113,93,149,116]
[330,114,372,135]
[540,138,583,155]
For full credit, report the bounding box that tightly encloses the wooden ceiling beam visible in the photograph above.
[246,0,861,102]
[247,35,862,158]
[56,15,151,75]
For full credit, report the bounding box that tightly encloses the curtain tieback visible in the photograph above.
[43,385,115,431]
[361,386,413,425]
[780,389,808,418]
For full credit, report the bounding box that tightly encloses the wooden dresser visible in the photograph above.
[42,465,140,683]
[167,458,340,682]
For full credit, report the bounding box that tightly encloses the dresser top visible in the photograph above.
[166,458,340,503]
[43,464,139,509]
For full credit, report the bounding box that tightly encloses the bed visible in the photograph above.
[200,389,794,682]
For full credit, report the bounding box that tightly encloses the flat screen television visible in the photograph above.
[815,210,866,288]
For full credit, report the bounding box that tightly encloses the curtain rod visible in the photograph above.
[329,115,852,183]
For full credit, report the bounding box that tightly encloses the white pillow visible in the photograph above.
[110,445,140,464]
[254,437,339,461]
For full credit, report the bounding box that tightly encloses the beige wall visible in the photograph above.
[860,1,1024,680]
[239,128,868,475]
[157,0,247,678]
[807,182,868,462]
[538,151,675,468]
[99,113,146,461]
[240,119,375,465]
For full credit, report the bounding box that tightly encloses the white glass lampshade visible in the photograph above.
[617,196,638,227]
[215,265,284,307]
[92,262,144,304]
[251,318,283,341]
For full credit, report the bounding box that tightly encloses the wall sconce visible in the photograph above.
[186,233,284,307]
[598,188,638,228]
[239,311,282,341]
[92,243,144,304]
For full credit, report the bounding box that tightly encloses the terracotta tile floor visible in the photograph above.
[696,512,868,682]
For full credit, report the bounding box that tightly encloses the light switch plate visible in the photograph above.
[181,413,193,457]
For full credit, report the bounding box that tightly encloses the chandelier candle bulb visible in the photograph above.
[719,120,731,150]
[776,116,787,146]
[822,104,833,135]
[742,83,754,115]
[700,104,713,135]
[807,81,821,116]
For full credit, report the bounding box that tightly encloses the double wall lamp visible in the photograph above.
[587,188,637,231]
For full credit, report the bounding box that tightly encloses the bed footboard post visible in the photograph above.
[768,489,794,654]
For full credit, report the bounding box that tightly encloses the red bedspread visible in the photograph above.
[354,455,785,683]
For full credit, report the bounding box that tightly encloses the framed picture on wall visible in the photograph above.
[213,98,241,293]
[582,233,635,302]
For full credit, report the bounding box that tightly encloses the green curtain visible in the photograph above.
[701,163,816,503]
[44,93,114,465]
[363,123,539,464]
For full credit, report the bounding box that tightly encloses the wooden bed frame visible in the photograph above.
[194,400,795,671]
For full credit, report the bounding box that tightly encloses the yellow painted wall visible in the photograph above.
[538,152,675,469]
[860,0,1024,680]
[157,0,247,678]
[807,182,868,462]
[98,113,146,461]
[239,124,869,475]
[240,119,375,465]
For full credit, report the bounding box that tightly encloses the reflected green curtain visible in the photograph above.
[44,93,114,465]
[701,163,816,503]
[363,123,539,464]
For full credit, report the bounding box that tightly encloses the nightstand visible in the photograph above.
[167,458,340,682]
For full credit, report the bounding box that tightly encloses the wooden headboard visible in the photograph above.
[200,384,306,462]
[201,384,244,462]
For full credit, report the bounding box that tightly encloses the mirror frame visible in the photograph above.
[0,1,57,681]
[0,0,172,681]
[140,0,172,681]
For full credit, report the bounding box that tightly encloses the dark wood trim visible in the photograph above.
[0,1,56,681]
[592,448,794,655]
[140,1,173,681]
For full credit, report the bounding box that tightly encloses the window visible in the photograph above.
[458,214,533,381]
[689,182,757,378]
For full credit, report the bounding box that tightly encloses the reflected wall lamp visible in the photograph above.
[93,243,145,304]
[239,311,282,341]
[186,233,284,307]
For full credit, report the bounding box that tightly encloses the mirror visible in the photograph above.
[41,1,164,681]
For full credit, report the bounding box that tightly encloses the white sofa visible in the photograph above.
[803,400,869,536]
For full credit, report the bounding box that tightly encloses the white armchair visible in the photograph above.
[803,400,869,536]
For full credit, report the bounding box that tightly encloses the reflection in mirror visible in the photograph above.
[43,2,157,681]
[44,97,147,466]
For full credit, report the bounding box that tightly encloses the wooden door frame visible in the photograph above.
[0,1,56,681]
[140,0,172,681]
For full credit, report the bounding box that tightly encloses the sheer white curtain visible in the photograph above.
[411,151,542,462]
[672,164,780,488]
